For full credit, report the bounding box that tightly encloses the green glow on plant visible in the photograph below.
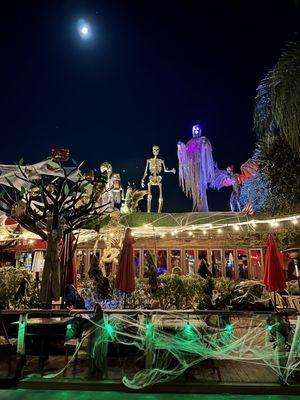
[66,323,72,330]
[17,319,26,354]
[184,322,193,335]
[104,321,114,338]
[225,324,233,334]
[266,324,273,331]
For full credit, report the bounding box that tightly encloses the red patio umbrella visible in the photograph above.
[263,234,286,307]
[115,228,135,295]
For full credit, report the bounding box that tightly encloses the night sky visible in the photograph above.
[1,0,299,212]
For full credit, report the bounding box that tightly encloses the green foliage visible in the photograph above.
[256,134,300,213]
[254,42,300,156]
[153,274,236,310]
[0,266,39,309]
[275,227,300,250]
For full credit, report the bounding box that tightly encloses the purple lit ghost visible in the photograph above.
[177,124,215,212]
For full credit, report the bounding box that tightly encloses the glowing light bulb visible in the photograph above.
[217,228,223,234]
[188,231,193,236]
[202,230,207,235]
[266,325,273,331]
[233,225,239,231]
[292,218,298,225]
[161,233,165,238]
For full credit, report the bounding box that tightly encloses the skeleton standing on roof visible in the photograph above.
[141,145,175,213]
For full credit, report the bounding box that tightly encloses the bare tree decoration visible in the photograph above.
[0,149,111,306]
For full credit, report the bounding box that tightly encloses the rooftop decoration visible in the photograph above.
[177,124,214,212]
[141,145,175,213]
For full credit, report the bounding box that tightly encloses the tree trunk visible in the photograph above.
[40,214,62,307]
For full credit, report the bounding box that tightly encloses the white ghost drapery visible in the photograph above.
[177,131,215,212]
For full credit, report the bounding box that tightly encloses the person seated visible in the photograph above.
[65,284,86,309]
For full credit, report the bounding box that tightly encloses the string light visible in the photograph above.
[292,218,298,225]
[233,225,239,231]
[217,228,223,234]
[202,230,207,235]
[188,231,193,236]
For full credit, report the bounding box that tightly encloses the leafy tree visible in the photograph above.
[0,151,110,306]
[254,42,300,156]
[246,43,300,214]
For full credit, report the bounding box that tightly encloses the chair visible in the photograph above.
[269,292,285,309]
[290,296,300,311]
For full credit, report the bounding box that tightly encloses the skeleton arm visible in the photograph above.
[162,160,176,174]
[141,159,149,188]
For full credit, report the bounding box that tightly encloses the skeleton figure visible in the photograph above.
[141,145,175,213]
[177,124,215,212]
[100,162,124,207]
[120,182,148,214]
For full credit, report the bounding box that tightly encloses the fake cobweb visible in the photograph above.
[46,310,300,388]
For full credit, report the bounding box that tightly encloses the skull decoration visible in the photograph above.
[152,145,160,156]
[192,124,202,138]
[11,201,27,220]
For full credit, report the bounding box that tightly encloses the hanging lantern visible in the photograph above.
[112,173,121,191]
[100,162,112,176]
[30,186,41,197]
[85,170,95,181]
[11,201,27,219]
[94,182,106,193]
[51,147,70,162]
[46,183,56,193]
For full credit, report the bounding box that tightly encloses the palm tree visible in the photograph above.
[254,42,300,156]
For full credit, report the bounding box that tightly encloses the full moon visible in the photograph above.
[78,19,91,39]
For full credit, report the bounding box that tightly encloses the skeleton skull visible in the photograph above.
[192,124,202,138]
[152,145,160,156]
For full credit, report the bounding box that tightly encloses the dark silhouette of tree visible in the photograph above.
[0,149,110,306]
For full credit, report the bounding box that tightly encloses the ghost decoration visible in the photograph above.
[177,124,215,212]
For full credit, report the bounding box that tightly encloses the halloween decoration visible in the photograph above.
[51,147,70,162]
[177,124,215,212]
[214,159,259,212]
[121,182,148,214]
[141,145,175,213]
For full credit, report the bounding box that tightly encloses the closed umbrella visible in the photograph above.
[115,228,135,305]
[61,233,78,299]
[263,234,286,309]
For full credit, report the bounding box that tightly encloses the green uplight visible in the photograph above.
[146,322,152,331]
[266,324,273,331]
[66,323,72,330]
[104,321,114,337]
[225,324,233,334]
[184,322,193,335]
